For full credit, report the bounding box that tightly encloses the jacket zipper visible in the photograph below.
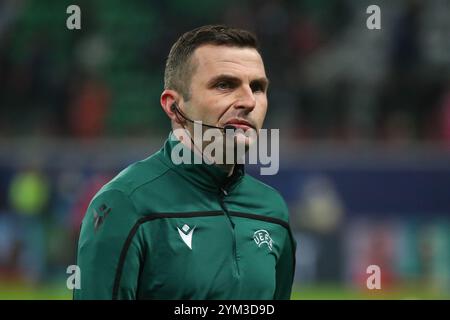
[219,188,240,277]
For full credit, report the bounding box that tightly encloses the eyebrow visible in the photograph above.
[206,74,270,90]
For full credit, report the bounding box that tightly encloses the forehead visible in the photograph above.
[191,45,266,81]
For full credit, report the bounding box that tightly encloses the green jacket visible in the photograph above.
[74,133,296,300]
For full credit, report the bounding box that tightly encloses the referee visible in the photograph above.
[74,25,296,300]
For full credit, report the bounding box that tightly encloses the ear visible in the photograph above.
[160,89,183,124]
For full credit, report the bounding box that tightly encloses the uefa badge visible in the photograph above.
[253,230,273,251]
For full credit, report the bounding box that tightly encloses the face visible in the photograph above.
[183,45,269,148]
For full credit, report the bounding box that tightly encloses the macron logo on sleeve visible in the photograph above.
[93,204,111,232]
[177,224,196,250]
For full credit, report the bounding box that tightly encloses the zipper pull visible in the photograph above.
[218,188,235,229]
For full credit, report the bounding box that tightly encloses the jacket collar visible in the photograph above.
[159,132,245,194]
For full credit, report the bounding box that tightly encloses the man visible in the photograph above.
[74,25,296,300]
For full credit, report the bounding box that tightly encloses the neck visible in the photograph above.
[173,128,236,176]
[217,163,235,177]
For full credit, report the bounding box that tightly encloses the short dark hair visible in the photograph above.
[164,25,260,100]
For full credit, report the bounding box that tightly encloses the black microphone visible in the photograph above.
[171,103,236,132]
[223,124,237,132]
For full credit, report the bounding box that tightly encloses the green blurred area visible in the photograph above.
[0,283,449,300]
[4,0,450,141]
[291,284,450,300]
[0,282,72,300]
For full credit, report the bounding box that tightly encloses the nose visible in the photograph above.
[234,85,256,112]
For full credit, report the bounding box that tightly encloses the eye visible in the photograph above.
[250,82,265,93]
[215,81,232,91]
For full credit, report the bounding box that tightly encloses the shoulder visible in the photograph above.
[80,188,139,239]
[239,173,289,222]
[101,152,171,197]
[83,152,171,222]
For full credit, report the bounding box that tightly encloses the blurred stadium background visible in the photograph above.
[1,0,450,299]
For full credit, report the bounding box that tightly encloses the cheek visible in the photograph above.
[255,99,268,126]
[207,98,229,120]
[190,96,224,120]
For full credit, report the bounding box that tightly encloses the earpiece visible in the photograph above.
[169,102,235,132]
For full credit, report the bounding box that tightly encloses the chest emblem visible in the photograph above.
[253,229,273,251]
[177,224,196,250]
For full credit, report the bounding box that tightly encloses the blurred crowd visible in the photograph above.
[0,0,449,144]
[0,164,112,284]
